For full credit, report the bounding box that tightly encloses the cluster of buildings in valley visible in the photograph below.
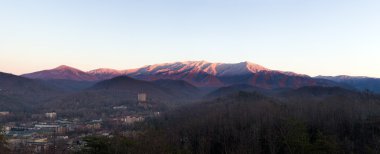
[1,111,159,153]
[0,92,162,153]
[1,114,103,153]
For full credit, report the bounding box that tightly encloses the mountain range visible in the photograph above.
[317,75,380,93]
[0,72,62,111]
[22,61,339,89]
[1,61,380,112]
[17,61,380,93]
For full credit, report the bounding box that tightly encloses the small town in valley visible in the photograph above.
[0,93,160,153]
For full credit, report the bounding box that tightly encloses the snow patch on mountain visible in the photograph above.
[125,61,270,77]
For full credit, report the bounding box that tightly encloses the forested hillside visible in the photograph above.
[77,88,380,154]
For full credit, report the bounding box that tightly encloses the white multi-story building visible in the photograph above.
[45,112,57,119]
[0,111,10,116]
[120,116,144,124]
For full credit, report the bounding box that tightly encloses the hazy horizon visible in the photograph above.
[1,0,379,77]
[1,60,377,79]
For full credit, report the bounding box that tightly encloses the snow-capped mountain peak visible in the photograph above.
[88,68,124,80]
[88,68,122,74]
[126,61,269,77]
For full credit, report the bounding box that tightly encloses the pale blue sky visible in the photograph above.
[0,0,379,77]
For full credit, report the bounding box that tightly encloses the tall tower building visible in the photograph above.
[138,93,147,102]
